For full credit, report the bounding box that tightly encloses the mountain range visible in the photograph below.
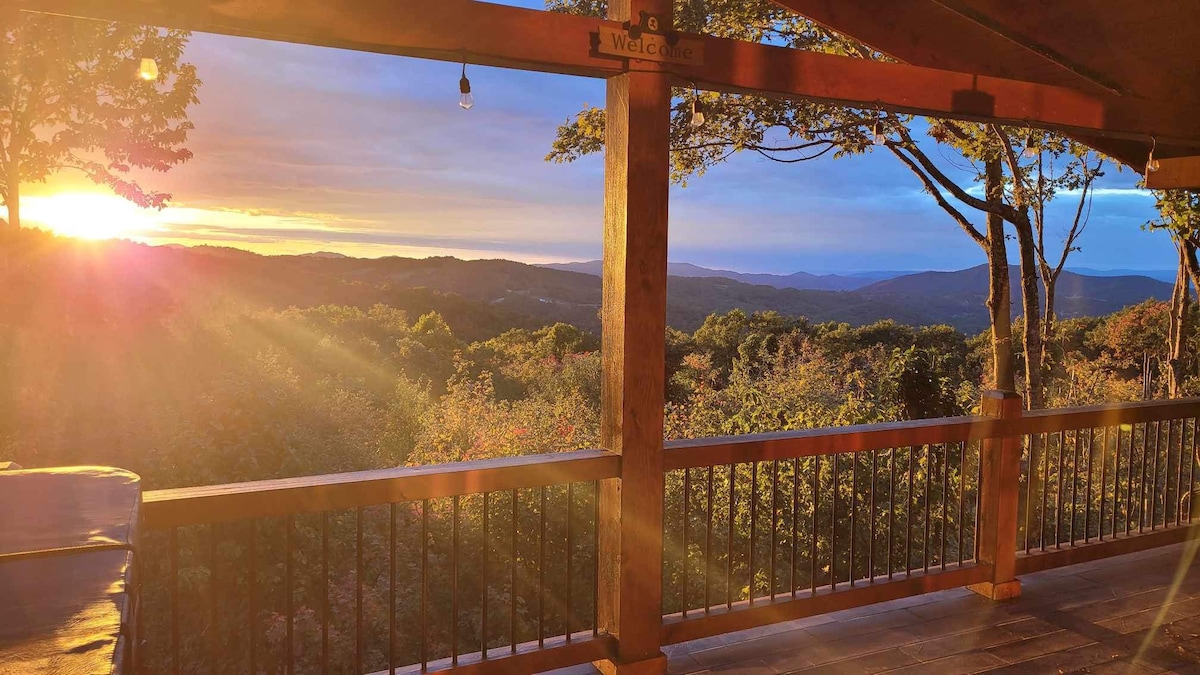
[4,233,1176,340]
[540,260,1179,290]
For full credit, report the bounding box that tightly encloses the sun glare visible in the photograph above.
[21,192,162,240]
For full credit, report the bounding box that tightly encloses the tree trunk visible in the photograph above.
[985,160,1016,393]
[1013,217,1044,409]
[1041,274,1057,385]
[3,170,18,230]
[1169,242,1191,397]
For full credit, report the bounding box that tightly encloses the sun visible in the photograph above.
[20,192,162,240]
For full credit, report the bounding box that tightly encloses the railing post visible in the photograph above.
[594,0,671,671]
[969,390,1023,600]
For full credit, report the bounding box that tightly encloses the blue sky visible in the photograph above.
[32,17,1175,275]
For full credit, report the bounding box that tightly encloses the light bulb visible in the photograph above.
[872,120,886,145]
[1022,133,1037,159]
[458,74,473,110]
[138,57,159,81]
[1146,152,1160,173]
[689,98,705,128]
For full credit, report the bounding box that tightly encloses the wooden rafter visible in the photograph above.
[765,0,1112,94]
[16,0,1200,150]
[928,0,1129,95]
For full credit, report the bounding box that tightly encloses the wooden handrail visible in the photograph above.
[663,415,1001,470]
[1015,397,1200,435]
[142,449,620,529]
[663,398,1200,471]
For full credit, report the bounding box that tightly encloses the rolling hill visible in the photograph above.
[855,265,1175,332]
[541,260,878,291]
[2,230,1176,339]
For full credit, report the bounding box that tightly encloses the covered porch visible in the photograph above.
[9,0,1200,673]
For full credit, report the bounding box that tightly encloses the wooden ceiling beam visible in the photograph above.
[16,0,625,78]
[1144,157,1200,191]
[765,0,1109,94]
[17,0,1200,148]
[927,0,1128,95]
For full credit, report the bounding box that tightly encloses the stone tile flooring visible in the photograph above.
[555,541,1200,674]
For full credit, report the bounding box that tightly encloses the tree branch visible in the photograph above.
[888,143,988,249]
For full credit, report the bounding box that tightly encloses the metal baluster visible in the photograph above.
[810,457,818,593]
[923,445,932,572]
[170,527,179,675]
[790,460,798,597]
[888,448,896,579]
[286,516,294,674]
[355,508,362,674]
[1152,420,1162,529]
[248,523,256,674]
[322,513,328,674]
[564,485,572,640]
[707,468,715,611]
[907,446,916,574]
[1139,423,1150,532]
[940,444,949,569]
[511,491,518,653]
[870,448,878,580]
[1176,419,1185,526]
[682,468,690,616]
[1126,426,1135,535]
[1112,427,1121,537]
[1056,431,1066,547]
[1039,433,1050,551]
[1085,429,1094,542]
[749,462,758,602]
[1185,417,1195,523]
[1024,435,1034,553]
[483,492,491,654]
[453,495,461,663]
[1099,428,1109,540]
[958,441,966,564]
[593,482,600,637]
[770,460,779,598]
[537,487,545,648]
[850,452,858,586]
[831,454,838,590]
[727,464,736,609]
[975,442,983,561]
[1075,427,1084,542]
[210,524,218,675]
[422,500,429,668]
[390,503,397,672]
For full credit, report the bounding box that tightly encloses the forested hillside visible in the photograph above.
[3,228,1191,490]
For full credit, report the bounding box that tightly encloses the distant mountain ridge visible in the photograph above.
[4,230,1174,340]
[541,260,885,291]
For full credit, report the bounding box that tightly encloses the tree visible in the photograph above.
[1147,190,1200,396]
[1,13,199,229]
[544,0,1091,402]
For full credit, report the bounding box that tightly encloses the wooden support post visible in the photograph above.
[594,0,672,671]
[969,390,1024,600]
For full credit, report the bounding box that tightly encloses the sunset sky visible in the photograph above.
[23,7,1175,275]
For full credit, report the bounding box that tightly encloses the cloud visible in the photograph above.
[66,31,1165,273]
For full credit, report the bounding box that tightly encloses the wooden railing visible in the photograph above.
[137,396,1200,674]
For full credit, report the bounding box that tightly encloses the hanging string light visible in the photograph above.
[871,112,886,146]
[1022,131,1037,159]
[689,87,705,128]
[458,63,474,110]
[1145,136,1160,178]
[137,57,159,81]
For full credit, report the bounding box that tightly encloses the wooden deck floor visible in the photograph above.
[557,541,1200,674]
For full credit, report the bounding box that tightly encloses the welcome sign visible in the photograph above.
[595,24,704,66]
